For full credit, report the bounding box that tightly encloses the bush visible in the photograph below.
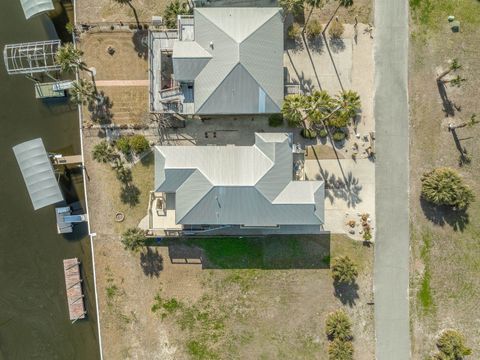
[307,19,323,39]
[435,329,472,359]
[288,23,302,40]
[92,140,114,163]
[329,21,345,39]
[121,227,147,252]
[269,113,284,127]
[325,310,353,341]
[301,128,317,139]
[129,134,150,154]
[318,128,328,138]
[328,339,353,360]
[332,131,346,142]
[421,168,475,209]
[115,136,131,155]
[331,256,358,284]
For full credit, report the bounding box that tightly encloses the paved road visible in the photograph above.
[373,0,410,358]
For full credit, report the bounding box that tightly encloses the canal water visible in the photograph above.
[0,2,100,359]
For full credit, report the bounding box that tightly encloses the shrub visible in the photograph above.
[325,310,353,341]
[421,168,474,209]
[301,128,317,139]
[318,128,328,138]
[329,21,345,39]
[332,131,346,142]
[129,134,150,154]
[115,136,131,155]
[328,339,353,360]
[121,227,147,252]
[435,329,472,359]
[288,23,302,40]
[269,113,284,127]
[65,22,75,34]
[331,256,358,284]
[92,140,114,163]
[307,19,323,39]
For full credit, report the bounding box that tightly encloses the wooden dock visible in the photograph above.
[63,258,86,323]
[53,155,83,165]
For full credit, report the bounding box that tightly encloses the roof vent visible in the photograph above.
[209,41,214,49]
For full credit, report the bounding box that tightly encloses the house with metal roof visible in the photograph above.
[147,133,324,235]
[151,7,284,115]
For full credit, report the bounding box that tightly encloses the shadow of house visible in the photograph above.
[163,235,331,270]
[420,197,469,232]
[333,281,359,307]
[140,247,163,277]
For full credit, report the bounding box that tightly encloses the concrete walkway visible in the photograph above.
[373,0,410,358]
[95,80,149,87]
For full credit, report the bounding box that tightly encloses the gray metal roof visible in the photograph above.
[171,7,283,114]
[13,138,63,210]
[155,133,324,226]
[19,0,54,20]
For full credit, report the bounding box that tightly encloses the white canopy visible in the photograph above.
[19,0,54,20]
[13,138,63,210]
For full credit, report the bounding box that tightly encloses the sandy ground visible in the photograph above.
[409,5,480,358]
[76,0,173,24]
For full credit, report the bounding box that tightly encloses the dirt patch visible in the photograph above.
[409,2,480,358]
[306,144,345,160]
[76,0,174,24]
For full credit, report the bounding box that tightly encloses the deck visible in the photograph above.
[63,258,86,323]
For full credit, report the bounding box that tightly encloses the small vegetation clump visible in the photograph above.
[318,128,328,138]
[121,227,147,252]
[164,0,192,29]
[268,113,284,127]
[92,140,115,163]
[331,256,358,284]
[329,21,345,39]
[328,338,354,360]
[332,131,346,142]
[115,136,131,155]
[421,167,474,209]
[433,329,472,359]
[288,23,302,40]
[325,310,353,341]
[129,134,150,155]
[301,128,317,139]
[307,19,323,39]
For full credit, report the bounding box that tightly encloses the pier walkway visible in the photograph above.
[63,258,86,323]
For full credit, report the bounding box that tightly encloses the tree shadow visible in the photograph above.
[420,197,469,232]
[120,184,140,206]
[317,169,363,208]
[132,30,148,60]
[285,37,305,53]
[88,91,113,124]
[308,36,324,53]
[436,80,455,117]
[290,71,315,94]
[449,128,470,166]
[333,281,359,307]
[140,247,163,277]
[329,37,346,53]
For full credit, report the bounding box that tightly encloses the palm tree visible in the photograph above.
[325,310,353,341]
[282,94,307,127]
[437,59,461,82]
[421,168,474,210]
[279,0,304,21]
[164,0,192,29]
[113,0,140,27]
[304,0,323,30]
[448,113,478,131]
[55,43,86,73]
[121,227,147,252]
[305,90,334,123]
[435,329,472,359]
[69,79,96,105]
[334,90,361,120]
[92,140,115,163]
[331,256,358,284]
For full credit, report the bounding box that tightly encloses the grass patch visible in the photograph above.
[417,230,434,312]
[186,340,218,360]
[182,236,330,269]
[106,284,119,300]
[151,293,182,317]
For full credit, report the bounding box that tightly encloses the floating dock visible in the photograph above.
[63,258,86,323]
